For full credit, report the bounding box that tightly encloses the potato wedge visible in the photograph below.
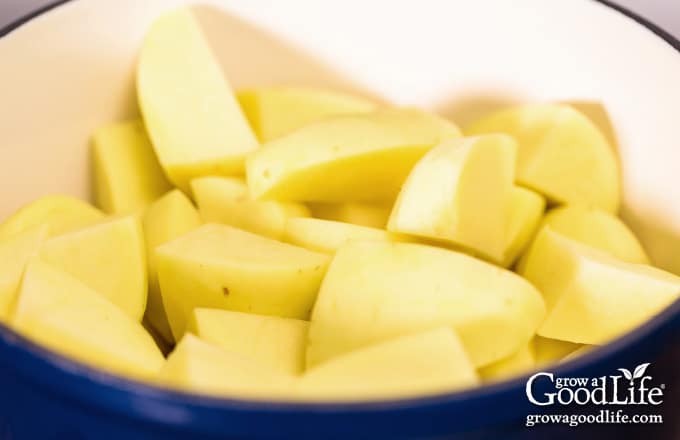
[499,187,545,267]
[479,343,535,381]
[532,336,581,367]
[309,202,391,229]
[283,218,394,254]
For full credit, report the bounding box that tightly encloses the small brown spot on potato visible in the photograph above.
[222,287,230,296]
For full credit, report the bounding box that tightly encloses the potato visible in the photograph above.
[246,108,460,202]
[143,190,202,342]
[532,336,581,367]
[156,224,330,340]
[478,343,535,381]
[137,9,258,192]
[237,87,377,142]
[188,308,308,375]
[39,215,147,321]
[307,241,545,368]
[160,333,293,399]
[539,205,649,264]
[466,104,620,212]
[0,195,104,240]
[297,328,477,400]
[499,187,545,267]
[12,260,164,379]
[0,226,48,321]
[309,202,391,229]
[520,226,680,344]
[560,345,596,363]
[91,120,171,214]
[191,177,310,240]
[283,218,394,254]
[388,134,516,261]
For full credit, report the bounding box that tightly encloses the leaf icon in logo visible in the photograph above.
[633,363,651,379]
[618,368,633,381]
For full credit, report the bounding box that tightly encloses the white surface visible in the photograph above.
[0,0,679,276]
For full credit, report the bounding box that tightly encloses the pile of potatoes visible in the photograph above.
[0,8,678,401]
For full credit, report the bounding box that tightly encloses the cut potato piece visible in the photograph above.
[297,328,477,400]
[91,120,171,214]
[532,336,581,367]
[188,308,308,375]
[309,202,391,229]
[246,108,461,202]
[156,224,330,340]
[160,333,293,398]
[520,227,680,344]
[388,134,516,261]
[560,345,596,363]
[191,177,309,240]
[479,343,535,381]
[137,9,258,192]
[39,215,147,321]
[0,195,104,240]
[12,260,164,379]
[466,103,620,212]
[540,205,649,264]
[284,218,393,254]
[143,190,202,342]
[237,87,377,142]
[0,226,48,321]
[499,187,545,267]
[307,241,545,368]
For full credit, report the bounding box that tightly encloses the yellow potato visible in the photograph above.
[237,87,377,142]
[91,120,171,214]
[0,195,104,240]
[520,227,680,344]
[156,224,330,340]
[499,187,545,267]
[297,328,477,400]
[143,190,202,342]
[137,9,258,192]
[309,202,391,229]
[246,108,461,202]
[0,225,48,321]
[466,103,620,212]
[39,215,147,321]
[160,333,293,399]
[191,177,310,240]
[388,134,516,261]
[539,205,649,264]
[560,345,596,363]
[283,218,394,254]
[187,308,308,375]
[479,343,535,381]
[12,260,164,379]
[532,336,581,367]
[307,241,545,368]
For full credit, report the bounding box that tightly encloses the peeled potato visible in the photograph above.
[156,224,330,340]
[143,190,202,342]
[12,260,164,379]
[539,205,649,264]
[307,241,545,368]
[160,333,293,398]
[520,226,680,344]
[91,120,171,214]
[191,177,310,240]
[297,328,477,400]
[188,308,309,375]
[532,336,581,367]
[0,195,104,240]
[479,343,535,381]
[466,103,620,212]
[308,202,391,229]
[246,108,461,202]
[39,215,147,321]
[499,187,545,267]
[283,217,394,254]
[137,9,258,192]
[0,226,48,321]
[388,134,516,261]
[237,87,377,142]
